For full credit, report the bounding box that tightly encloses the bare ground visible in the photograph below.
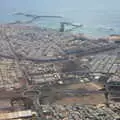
[55,82,105,105]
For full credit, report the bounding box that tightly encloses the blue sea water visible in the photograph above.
[0,0,120,37]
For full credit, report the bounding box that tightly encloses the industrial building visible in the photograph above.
[105,75,120,101]
[0,110,37,120]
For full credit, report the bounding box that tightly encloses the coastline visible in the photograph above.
[0,23,118,40]
[0,20,118,38]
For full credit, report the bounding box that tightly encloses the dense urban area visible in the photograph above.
[0,24,120,120]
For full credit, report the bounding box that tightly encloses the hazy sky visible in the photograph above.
[0,0,120,14]
[0,0,120,24]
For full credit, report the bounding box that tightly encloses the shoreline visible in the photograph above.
[0,23,119,39]
[1,23,119,40]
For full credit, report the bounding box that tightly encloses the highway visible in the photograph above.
[0,44,119,63]
[0,53,68,62]
[65,44,119,55]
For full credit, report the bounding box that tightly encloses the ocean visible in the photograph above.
[0,0,120,37]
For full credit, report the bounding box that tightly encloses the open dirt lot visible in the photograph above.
[56,82,105,105]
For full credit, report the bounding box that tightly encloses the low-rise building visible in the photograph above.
[105,75,120,101]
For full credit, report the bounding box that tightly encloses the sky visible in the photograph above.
[0,0,120,14]
[0,0,120,25]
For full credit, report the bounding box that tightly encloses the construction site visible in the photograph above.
[0,21,120,120]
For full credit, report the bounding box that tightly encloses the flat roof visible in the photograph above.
[107,75,120,83]
[0,110,33,120]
